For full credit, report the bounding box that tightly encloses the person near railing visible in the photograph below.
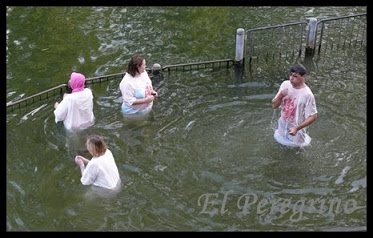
[74,135,120,190]
[271,64,318,147]
[119,54,158,117]
[53,72,95,131]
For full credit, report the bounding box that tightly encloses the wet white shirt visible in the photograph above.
[119,71,154,114]
[274,80,317,146]
[54,88,95,132]
[80,149,120,190]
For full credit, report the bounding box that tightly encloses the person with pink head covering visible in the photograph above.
[69,72,86,93]
[54,72,95,132]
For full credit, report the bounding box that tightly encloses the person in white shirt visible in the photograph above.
[271,64,318,147]
[54,72,95,132]
[119,54,158,116]
[74,135,120,190]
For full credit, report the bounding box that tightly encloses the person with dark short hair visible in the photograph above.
[271,64,318,147]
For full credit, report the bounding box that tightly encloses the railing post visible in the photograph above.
[151,63,163,88]
[235,28,245,66]
[152,63,162,75]
[235,28,245,82]
[305,17,318,57]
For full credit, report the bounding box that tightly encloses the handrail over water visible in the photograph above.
[162,59,234,71]
[317,13,367,24]
[7,84,66,111]
[6,13,366,112]
[6,59,235,111]
[246,21,307,33]
[85,72,124,84]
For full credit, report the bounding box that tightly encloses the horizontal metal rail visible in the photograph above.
[317,13,367,24]
[7,59,235,111]
[85,72,124,84]
[162,59,234,71]
[7,84,66,111]
[245,21,307,33]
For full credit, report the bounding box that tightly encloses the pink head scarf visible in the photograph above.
[69,72,86,92]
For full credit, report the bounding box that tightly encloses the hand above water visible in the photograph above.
[74,156,84,167]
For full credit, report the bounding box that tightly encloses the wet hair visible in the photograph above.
[127,54,145,77]
[85,135,107,157]
[289,64,307,76]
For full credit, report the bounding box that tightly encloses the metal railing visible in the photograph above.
[6,59,235,111]
[7,13,366,112]
[7,84,66,112]
[244,13,366,63]
[246,21,307,64]
[6,72,125,112]
[314,13,367,58]
[162,59,234,71]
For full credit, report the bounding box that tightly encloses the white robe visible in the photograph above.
[274,80,317,147]
[80,149,120,190]
[119,71,154,115]
[54,88,95,132]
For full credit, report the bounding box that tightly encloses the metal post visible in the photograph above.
[151,63,162,75]
[305,17,317,57]
[234,28,245,82]
[235,28,245,66]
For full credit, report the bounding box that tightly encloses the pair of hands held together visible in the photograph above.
[75,155,89,168]
[143,90,158,104]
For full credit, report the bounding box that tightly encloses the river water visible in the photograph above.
[6,6,366,231]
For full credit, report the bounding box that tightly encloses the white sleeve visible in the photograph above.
[120,79,137,106]
[305,93,318,118]
[80,162,99,185]
[279,80,290,91]
[53,99,68,123]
